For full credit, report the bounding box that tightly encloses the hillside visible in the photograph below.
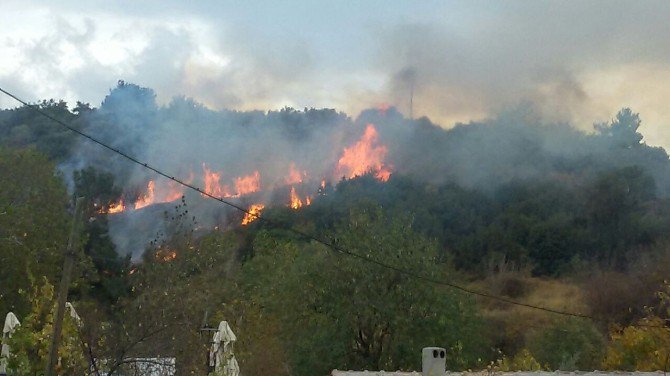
[1,83,669,374]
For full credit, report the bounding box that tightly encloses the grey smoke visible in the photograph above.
[65,82,670,258]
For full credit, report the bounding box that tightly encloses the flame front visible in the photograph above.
[134,181,156,210]
[98,199,126,214]
[285,163,306,185]
[155,249,177,262]
[203,163,232,198]
[107,200,126,214]
[241,203,264,225]
[288,187,312,210]
[116,125,393,221]
[289,187,303,209]
[336,123,392,181]
[134,180,183,210]
[162,181,184,202]
[234,171,261,196]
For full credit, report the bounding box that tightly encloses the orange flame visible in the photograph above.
[134,181,156,209]
[134,180,183,210]
[98,199,126,214]
[107,200,126,214]
[162,181,184,202]
[289,187,303,209]
[202,163,233,198]
[155,249,177,262]
[285,163,306,185]
[336,123,392,181]
[289,187,312,210]
[242,203,264,225]
[202,164,260,198]
[234,171,261,196]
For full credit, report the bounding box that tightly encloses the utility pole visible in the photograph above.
[46,196,85,376]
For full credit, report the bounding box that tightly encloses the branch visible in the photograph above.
[105,323,173,376]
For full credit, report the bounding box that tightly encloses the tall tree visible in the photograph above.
[595,108,644,148]
[73,166,131,304]
[0,148,71,315]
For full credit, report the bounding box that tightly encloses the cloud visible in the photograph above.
[370,2,670,143]
[2,1,670,147]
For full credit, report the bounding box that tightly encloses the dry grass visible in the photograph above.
[470,272,589,354]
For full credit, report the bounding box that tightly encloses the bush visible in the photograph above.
[489,349,543,372]
[528,318,605,370]
[603,282,670,371]
[602,318,670,371]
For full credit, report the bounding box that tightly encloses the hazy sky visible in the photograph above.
[2,1,670,147]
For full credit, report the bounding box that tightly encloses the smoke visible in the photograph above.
[62,82,670,258]
[5,1,670,257]
[371,2,670,135]
[68,83,363,257]
[4,2,670,146]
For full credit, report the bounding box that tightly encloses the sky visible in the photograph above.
[2,1,670,147]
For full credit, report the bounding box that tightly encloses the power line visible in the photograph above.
[0,86,666,328]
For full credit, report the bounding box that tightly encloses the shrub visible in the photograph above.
[528,318,605,370]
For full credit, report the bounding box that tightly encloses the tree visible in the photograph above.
[586,166,658,266]
[603,282,670,371]
[73,166,131,304]
[0,100,81,161]
[77,205,242,375]
[595,108,644,148]
[241,206,487,375]
[0,148,71,316]
[8,278,88,374]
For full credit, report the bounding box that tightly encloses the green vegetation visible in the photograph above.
[238,208,486,374]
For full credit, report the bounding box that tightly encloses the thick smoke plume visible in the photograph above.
[64,82,670,258]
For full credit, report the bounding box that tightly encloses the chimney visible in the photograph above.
[422,347,446,376]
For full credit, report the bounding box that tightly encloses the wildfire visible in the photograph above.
[234,171,261,196]
[241,203,264,225]
[203,163,232,198]
[285,163,306,185]
[105,124,396,223]
[107,200,126,214]
[134,181,156,209]
[202,164,261,198]
[156,249,177,262]
[134,180,184,210]
[288,186,312,210]
[163,182,184,202]
[98,199,126,214]
[289,187,303,209]
[336,123,392,182]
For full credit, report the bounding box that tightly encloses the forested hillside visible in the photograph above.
[1,82,669,374]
